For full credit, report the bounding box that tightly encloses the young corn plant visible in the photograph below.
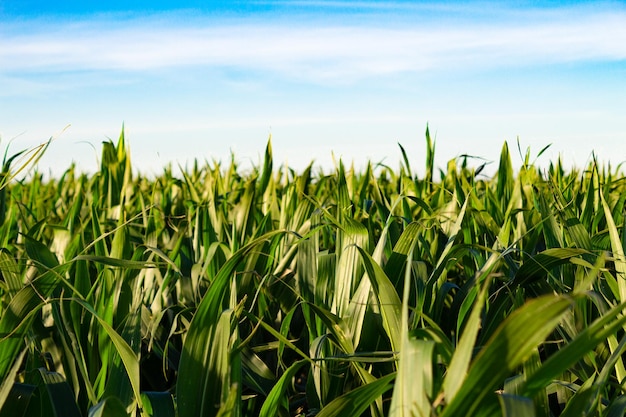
[1,128,626,417]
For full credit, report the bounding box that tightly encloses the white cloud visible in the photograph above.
[1,5,625,85]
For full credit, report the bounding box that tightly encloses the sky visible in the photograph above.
[1,0,625,177]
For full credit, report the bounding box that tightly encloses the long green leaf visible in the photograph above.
[498,393,535,417]
[0,267,67,381]
[512,248,588,287]
[600,188,626,301]
[259,359,308,417]
[356,247,402,354]
[441,252,499,402]
[522,300,626,396]
[442,294,576,416]
[177,231,285,417]
[389,339,435,417]
[32,368,82,417]
[71,299,145,417]
[315,373,395,417]
[88,396,129,417]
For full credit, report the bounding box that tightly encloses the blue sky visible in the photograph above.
[1,1,625,177]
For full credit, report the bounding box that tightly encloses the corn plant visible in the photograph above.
[1,128,626,417]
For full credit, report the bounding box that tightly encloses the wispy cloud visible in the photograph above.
[1,4,625,86]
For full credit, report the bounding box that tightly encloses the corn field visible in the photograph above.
[1,128,626,417]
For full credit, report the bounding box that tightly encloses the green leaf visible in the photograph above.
[215,384,240,417]
[259,359,308,417]
[442,252,499,403]
[398,143,412,178]
[89,396,129,417]
[512,248,588,287]
[600,188,626,301]
[496,141,514,204]
[24,234,60,270]
[607,396,626,417]
[355,246,402,354]
[177,231,285,417]
[522,300,626,397]
[0,267,67,381]
[71,299,145,416]
[558,376,596,417]
[0,250,21,298]
[258,136,273,196]
[498,393,536,417]
[314,373,395,417]
[389,339,435,417]
[73,255,158,269]
[32,368,82,417]
[333,218,368,319]
[442,294,576,416]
